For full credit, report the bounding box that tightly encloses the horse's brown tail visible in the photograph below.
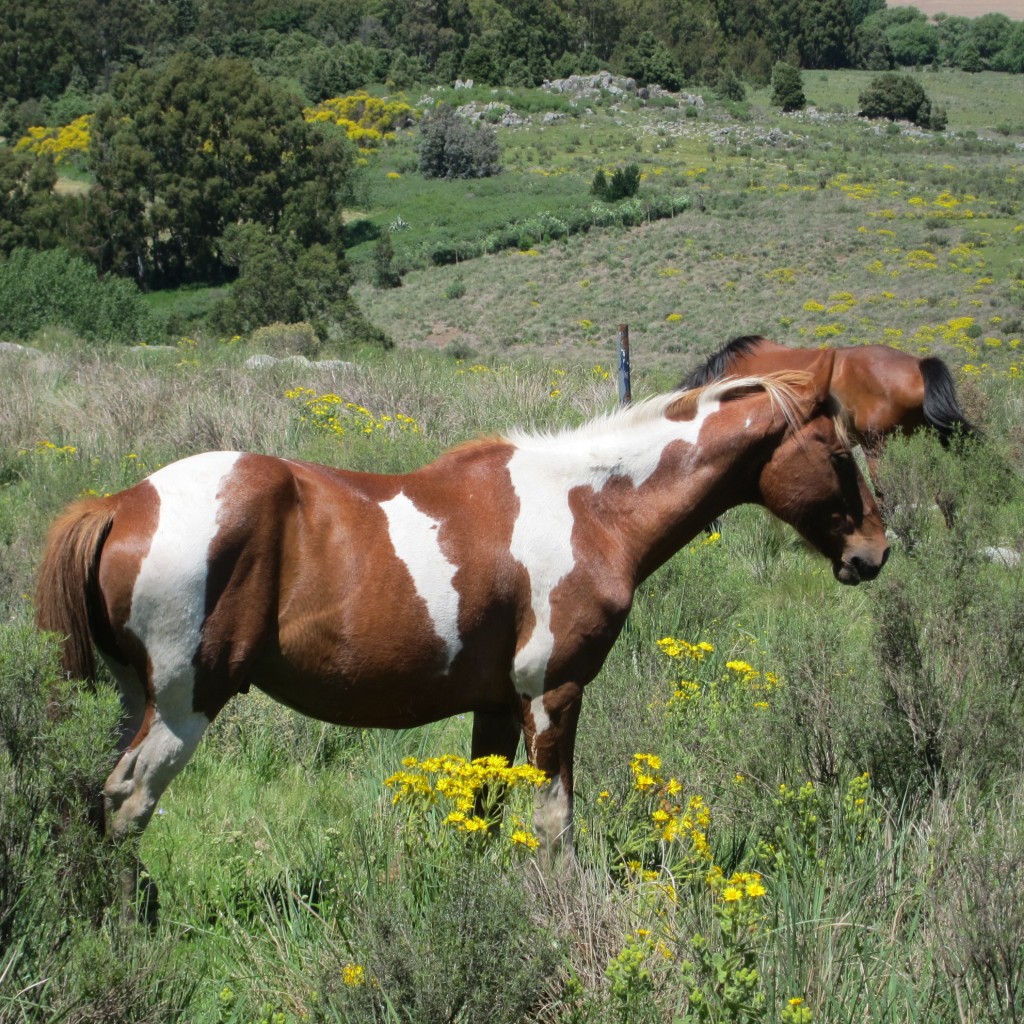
[920,356,981,446]
[35,497,116,682]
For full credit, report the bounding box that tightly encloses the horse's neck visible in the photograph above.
[517,412,766,580]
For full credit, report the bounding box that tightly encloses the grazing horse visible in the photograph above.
[35,353,887,905]
[680,336,978,499]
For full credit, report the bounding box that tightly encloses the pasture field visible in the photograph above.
[344,68,1024,376]
[3,70,1024,1023]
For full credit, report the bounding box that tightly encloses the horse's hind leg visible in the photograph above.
[103,667,214,923]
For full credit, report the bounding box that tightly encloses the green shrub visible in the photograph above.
[372,230,402,288]
[0,625,193,1020]
[592,164,642,202]
[0,247,155,345]
[248,321,321,357]
[858,72,945,129]
[418,105,501,180]
[319,858,559,1023]
[770,62,806,112]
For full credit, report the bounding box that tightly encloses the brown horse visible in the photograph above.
[35,354,887,901]
[681,336,978,499]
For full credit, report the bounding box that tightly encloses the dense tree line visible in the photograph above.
[4,0,1023,119]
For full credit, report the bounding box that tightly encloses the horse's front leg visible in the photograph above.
[520,681,584,864]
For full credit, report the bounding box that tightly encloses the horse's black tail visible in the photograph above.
[920,357,980,446]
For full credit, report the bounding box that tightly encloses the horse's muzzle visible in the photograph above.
[834,546,889,585]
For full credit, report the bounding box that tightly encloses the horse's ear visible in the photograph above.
[808,347,836,407]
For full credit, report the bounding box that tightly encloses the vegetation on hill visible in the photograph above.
[1,0,1022,347]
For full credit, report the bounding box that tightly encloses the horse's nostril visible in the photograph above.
[851,549,887,580]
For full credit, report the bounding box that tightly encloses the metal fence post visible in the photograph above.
[617,323,631,408]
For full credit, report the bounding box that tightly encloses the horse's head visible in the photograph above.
[754,351,889,585]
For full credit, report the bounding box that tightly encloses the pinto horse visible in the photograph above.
[681,336,978,500]
[35,353,887,900]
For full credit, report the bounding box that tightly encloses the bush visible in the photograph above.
[0,625,192,1019]
[418,104,501,180]
[0,247,155,344]
[248,321,320,357]
[716,68,747,102]
[858,72,944,130]
[770,62,806,112]
[591,164,642,202]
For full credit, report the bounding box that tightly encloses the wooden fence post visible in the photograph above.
[617,323,631,408]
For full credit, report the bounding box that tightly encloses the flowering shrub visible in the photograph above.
[657,635,780,714]
[284,387,419,438]
[303,92,417,151]
[15,115,91,164]
[384,754,546,861]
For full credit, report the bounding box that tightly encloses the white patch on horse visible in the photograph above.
[507,396,720,693]
[128,451,241,703]
[381,491,462,669]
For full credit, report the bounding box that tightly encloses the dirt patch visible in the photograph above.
[54,178,90,197]
[423,325,464,349]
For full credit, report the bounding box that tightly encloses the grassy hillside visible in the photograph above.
[343,71,1023,383]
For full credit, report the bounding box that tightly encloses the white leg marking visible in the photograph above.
[380,491,462,669]
[534,775,572,851]
[529,694,550,737]
[106,711,209,836]
[116,451,241,834]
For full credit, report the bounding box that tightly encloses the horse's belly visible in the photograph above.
[250,657,488,729]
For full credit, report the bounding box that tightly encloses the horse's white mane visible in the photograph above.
[504,372,813,450]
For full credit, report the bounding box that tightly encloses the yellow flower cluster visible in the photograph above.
[707,867,767,903]
[341,964,366,987]
[21,440,78,459]
[657,637,714,661]
[629,754,713,860]
[659,636,779,710]
[303,92,417,150]
[385,754,546,842]
[15,115,91,163]
[285,387,419,438]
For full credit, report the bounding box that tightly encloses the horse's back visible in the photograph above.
[831,346,927,436]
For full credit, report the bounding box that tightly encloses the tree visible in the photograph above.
[418,105,501,180]
[995,23,1024,73]
[886,20,938,66]
[372,230,402,288]
[621,31,684,90]
[0,149,62,255]
[854,20,895,69]
[86,54,354,288]
[213,224,392,349]
[792,0,853,69]
[858,72,943,129]
[770,62,806,112]
[969,13,1012,63]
